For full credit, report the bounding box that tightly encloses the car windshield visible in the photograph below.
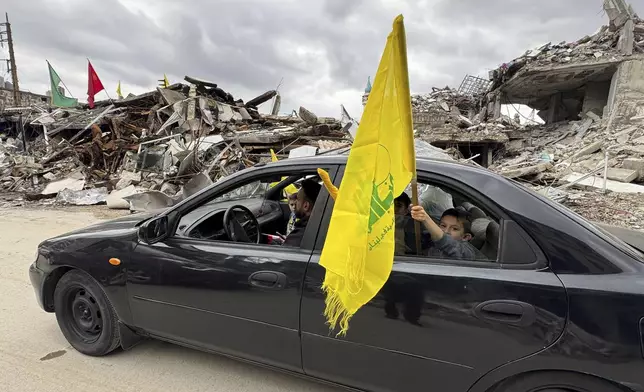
[213,180,270,202]
[515,181,644,261]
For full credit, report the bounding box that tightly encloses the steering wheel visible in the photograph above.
[223,205,261,243]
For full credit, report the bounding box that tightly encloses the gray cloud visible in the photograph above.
[2,0,644,117]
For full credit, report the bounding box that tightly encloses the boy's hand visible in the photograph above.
[411,205,444,241]
[410,205,430,223]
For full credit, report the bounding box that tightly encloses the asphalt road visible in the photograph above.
[0,207,338,392]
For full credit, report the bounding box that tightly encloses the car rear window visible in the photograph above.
[517,183,644,262]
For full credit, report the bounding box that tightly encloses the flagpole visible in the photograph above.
[58,77,76,99]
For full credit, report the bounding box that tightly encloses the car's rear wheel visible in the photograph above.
[493,371,625,392]
[54,270,120,356]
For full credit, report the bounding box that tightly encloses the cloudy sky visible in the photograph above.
[1,0,642,118]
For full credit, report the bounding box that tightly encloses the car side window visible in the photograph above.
[395,179,499,263]
[174,169,328,249]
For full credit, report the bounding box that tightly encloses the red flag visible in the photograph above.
[87,60,105,108]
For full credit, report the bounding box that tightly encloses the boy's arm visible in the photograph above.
[432,235,470,259]
[410,205,444,242]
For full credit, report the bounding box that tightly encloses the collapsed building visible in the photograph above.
[0,76,352,209]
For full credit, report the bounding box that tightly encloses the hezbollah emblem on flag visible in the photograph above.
[318,15,416,336]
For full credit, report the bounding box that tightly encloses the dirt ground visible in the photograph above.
[0,206,336,392]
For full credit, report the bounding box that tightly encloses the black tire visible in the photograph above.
[494,371,625,392]
[53,270,120,356]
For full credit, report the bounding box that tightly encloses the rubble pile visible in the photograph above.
[0,77,351,209]
[411,87,510,147]
[412,86,483,116]
[490,16,644,90]
[487,112,644,228]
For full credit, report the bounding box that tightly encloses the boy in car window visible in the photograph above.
[411,205,485,261]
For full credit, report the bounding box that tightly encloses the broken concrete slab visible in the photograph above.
[115,170,141,190]
[106,185,138,210]
[42,172,57,181]
[632,135,644,144]
[216,102,237,122]
[624,157,644,179]
[575,118,594,140]
[123,191,177,212]
[627,145,644,155]
[573,141,603,160]
[299,107,318,125]
[606,167,639,183]
[501,162,553,179]
[563,172,644,193]
[41,173,85,195]
[160,182,179,196]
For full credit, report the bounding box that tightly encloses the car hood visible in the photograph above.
[46,211,161,241]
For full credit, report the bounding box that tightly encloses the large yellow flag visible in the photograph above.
[319,15,416,336]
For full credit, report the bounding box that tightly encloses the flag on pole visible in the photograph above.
[319,14,416,336]
[116,81,123,99]
[87,60,105,108]
[46,61,78,108]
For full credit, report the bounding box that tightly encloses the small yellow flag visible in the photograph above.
[319,14,416,336]
[163,74,170,88]
[270,149,299,195]
[116,81,123,99]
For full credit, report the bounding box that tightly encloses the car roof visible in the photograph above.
[260,153,493,178]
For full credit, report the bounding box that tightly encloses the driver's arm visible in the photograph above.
[282,226,305,247]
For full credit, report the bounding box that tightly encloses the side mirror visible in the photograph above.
[139,216,169,244]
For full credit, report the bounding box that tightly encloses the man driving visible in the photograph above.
[282,179,321,247]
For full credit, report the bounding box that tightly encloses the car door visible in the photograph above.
[127,163,338,372]
[300,166,568,392]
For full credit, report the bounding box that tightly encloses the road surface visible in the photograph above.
[0,207,338,392]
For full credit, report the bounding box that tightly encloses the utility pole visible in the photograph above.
[0,13,20,106]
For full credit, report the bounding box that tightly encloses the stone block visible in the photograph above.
[623,158,644,180]
[606,167,639,183]
[573,141,603,159]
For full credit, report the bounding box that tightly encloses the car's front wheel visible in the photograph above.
[54,270,120,356]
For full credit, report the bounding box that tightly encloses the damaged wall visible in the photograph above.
[582,81,611,117]
[608,58,644,127]
[0,88,50,108]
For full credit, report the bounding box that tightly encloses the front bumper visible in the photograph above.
[29,261,46,311]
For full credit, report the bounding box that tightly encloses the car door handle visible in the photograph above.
[474,300,536,327]
[248,271,287,290]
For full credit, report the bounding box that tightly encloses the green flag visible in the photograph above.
[47,61,78,108]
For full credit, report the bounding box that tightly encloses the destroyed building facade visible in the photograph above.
[0,85,50,109]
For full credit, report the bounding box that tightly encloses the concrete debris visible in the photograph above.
[606,167,639,182]
[624,158,644,179]
[106,185,139,210]
[56,187,108,205]
[563,172,644,193]
[123,191,178,212]
[1,80,350,210]
[41,173,85,195]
